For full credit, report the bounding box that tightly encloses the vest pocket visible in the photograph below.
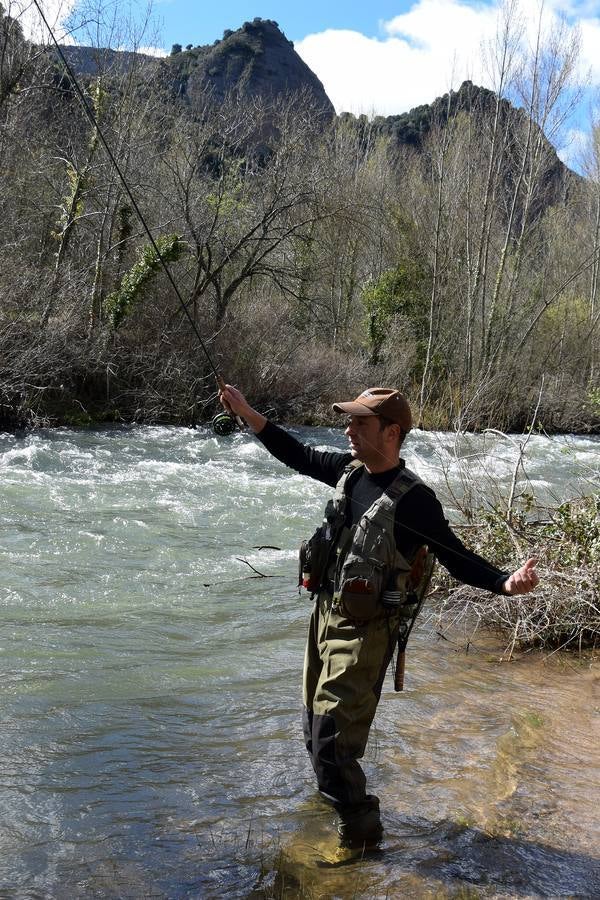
[299,524,333,593]
[335,558,386,620]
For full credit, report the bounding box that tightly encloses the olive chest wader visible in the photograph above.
[299,461,434,845]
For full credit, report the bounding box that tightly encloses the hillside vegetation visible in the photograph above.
[0,7,599,433]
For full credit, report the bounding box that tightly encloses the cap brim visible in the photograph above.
[332,401,377,416]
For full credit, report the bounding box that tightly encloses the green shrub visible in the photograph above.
[104,234,185,329]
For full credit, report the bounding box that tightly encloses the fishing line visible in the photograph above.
[31,3,541,583]
[32,0,241,434]
[278,421,538,584]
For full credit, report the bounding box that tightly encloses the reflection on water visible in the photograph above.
[0,425,598,897]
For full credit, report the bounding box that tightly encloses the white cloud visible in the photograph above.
[579,17,600,82]
[295,0,600,118]
[540,0,600,84]
[557,126,593,171]
[297,31,460,117]
[11,1,168,52]
[136,45,167,57]
[551,0,600,16]
[8,0,78,44]
[383,0,497,54]
[295,1,497,116]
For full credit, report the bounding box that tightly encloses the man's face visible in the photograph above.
[344,415,387,464]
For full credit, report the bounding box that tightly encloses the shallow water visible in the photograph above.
[0,425,598,898]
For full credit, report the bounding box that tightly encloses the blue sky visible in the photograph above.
[17,0,600,171]
[153,0,415,48]
[151,0,599,172]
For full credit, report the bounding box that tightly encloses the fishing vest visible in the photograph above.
[299,461,434,621]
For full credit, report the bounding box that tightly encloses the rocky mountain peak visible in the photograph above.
[167,18,334,118]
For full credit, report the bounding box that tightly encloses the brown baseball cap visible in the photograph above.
[332,387,412,432]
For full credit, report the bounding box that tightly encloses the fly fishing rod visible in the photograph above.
[32,0,242,436]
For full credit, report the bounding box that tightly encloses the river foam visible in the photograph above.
[0,424,598,897]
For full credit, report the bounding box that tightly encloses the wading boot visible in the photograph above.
[336,794,383,850]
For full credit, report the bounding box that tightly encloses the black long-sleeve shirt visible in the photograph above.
[256,421,508,594]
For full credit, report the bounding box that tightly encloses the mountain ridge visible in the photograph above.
[58,17,578,195]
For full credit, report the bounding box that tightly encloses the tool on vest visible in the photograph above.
[394,546,436,691]
[381,588,407,608]
[299,517,335,594]
[331,465,412,622]
[299,462,431,626]
[32,1,243,438]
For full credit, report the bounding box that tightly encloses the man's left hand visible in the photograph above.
[503,558,539,595]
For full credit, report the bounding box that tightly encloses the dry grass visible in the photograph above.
[431,497,600,655]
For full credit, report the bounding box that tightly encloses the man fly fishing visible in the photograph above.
[219,384,539,851]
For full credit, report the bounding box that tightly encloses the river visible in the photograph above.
[0,425,598,898]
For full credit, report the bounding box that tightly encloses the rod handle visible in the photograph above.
[394,649,406,692]
[216,375,246,430]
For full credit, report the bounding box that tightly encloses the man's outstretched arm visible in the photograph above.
[218,384,350,487]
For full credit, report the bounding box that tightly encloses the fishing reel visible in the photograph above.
[212,376,245,435]
[211,411,238,436]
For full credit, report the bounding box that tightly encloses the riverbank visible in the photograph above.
[1,320,599,434]
[431,496,600,655]
[2,392,600,436]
